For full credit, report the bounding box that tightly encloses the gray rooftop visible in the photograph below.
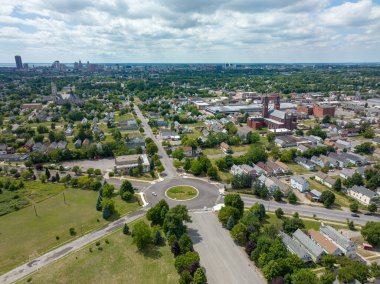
[279,232,311,261]
[350,185,378,199]
[293,229,324,259]
[320,225,353,250]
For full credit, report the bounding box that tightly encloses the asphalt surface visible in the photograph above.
[242,196,379,225]
[134,105,178,178]
[0,210,145,284]
[187,211,265,284]
[143,177,221,210]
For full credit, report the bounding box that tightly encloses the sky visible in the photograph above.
[0,0,380,63]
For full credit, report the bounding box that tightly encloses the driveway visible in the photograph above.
[187,211,265,284]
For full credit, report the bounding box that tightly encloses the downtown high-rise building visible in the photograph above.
[15,55,23,69]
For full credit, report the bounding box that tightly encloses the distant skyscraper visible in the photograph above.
[15,55,23,69]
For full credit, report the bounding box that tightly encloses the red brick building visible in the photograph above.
[297,105,313,115]
[247,95,297,130]
[313,105,335,118]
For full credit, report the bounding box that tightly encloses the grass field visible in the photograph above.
[203,148,223,156]
[166,185,198,200]
[18,220,178,284]
[287,163,311,175]
[0,186,139,274]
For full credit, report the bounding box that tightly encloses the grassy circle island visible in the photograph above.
[166,186,199,201]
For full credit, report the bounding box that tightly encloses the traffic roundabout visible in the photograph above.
[143,177,220,210]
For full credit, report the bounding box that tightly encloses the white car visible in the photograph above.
[152,192,157,196]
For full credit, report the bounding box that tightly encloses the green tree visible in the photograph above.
[174,251,200,274]
[193,268,207,284]
[368,203,377,213]
[319,270,335,284]
[133,221,152,250]
[273,190,284,202]
[230,223,248,245]
[163,205,191,239]
[287,192,298,204]
[178,233,193,254]
[172,149,184,160]
[101,198,115,219]
[349,201,359,213]
[251,132,260,143]
[120,180,134,195]
[338,266,355,284]
[123,223,129,235]
[147,199,169,226]
[333,178,342,192]
[275,208,284,219]
[291,269,318,284]
[147,142,158,155]
[224,193,244,217]
[361,222,380,246]
[321,254,336,269]
[320,191,335,208]
[226,215,235,230]
[183,158,191,171]
[179,271,193,284]
[282,217,305,234]
[218,206,241,226]
[153,229,163,246]
[207,166,219,180]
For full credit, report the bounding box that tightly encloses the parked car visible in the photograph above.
[152,192,157,196]
[351,213,360,218]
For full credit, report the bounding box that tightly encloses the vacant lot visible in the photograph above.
[0,186,139,274]
[19,221,178,284]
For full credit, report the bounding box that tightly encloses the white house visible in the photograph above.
[347,185,378,205]
[290,175,309,192]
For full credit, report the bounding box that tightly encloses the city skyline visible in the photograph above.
[1,0,380,63]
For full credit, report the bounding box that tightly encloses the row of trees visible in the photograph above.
[143,200,207,284]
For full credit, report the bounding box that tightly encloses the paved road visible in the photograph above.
[187,211,265,284]
[242,196,379,225]
[0,210,145,284]
[143,177,221,210]
[134,105,178,178]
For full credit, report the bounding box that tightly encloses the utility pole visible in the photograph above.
[33,204,38,217]
[63,192,66,204]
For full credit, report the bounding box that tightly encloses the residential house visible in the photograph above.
[275,135,298,148]
[82,139,90,147]
[320,225,357,258]
[65,127,73,136]
[311,156,324,168]
[182,146,202,157]
[308,230,343,256]
[0,154,29,162]
[328,153,349,168]
[290,175,309,192]
[74,139,82,148]
[160,130,180,140]
[294,157,316,171]
[57,141,67,149]
[347,185,378,205]
[306,189,322,202]
[279,232,312,263]
[293,229,325,263]
[314,172,336,188]
[230,164,257,176]
[220,142,232,154]
[275,161,291,174]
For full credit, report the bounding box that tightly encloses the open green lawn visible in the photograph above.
[166,185,198,200]
[231,145,250,153]
[185,129,204,140]
[114,113,135,122]
[18,219,178,284]
[0,186,139,274]
[210,158,233,183]
[203,148,223,156]
[287,163,311,175]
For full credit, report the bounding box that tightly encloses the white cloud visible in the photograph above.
[0,0,379,62]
